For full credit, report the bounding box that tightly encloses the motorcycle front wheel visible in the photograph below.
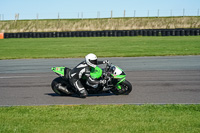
[111,80,132,95]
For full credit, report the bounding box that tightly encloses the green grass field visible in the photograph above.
[0,104,200,133]
[0,36,200,59]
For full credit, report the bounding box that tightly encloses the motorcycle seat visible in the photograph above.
[64,67,71,80]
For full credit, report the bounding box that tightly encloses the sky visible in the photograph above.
[1,0,200,20]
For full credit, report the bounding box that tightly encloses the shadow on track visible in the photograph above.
[45,93,114,98]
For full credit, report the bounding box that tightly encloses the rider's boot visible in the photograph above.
[78,89,88,98]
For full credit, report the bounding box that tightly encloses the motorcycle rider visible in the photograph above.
[69,53,109,98]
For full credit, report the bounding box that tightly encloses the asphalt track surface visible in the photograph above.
[0,56,200,106]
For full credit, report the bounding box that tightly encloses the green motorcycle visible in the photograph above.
[51,63,132,96]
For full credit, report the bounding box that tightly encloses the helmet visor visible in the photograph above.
[89,59,97,65]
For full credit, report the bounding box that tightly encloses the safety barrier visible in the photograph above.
[3,29,200,38]
[0,33,4,39]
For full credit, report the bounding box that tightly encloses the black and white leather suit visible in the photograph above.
[69,61,104,96]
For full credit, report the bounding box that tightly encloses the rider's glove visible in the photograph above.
[103,60,109,64]
[100,80,106,85]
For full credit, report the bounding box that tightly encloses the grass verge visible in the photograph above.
[0,36,200,60]
[0,104,200,133]
[1,16,200,33]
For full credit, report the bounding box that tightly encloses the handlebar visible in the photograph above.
[103,63,112,87]
[105,62,111,72]
[103,63,112,80]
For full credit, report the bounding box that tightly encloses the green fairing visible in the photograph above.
[111,66,126,90]
[117,77,126,84]
[51,67,65,76]
[116,84,122,89]
[111,74,126,79]
[116,77,126,90]
[90,66,102,79]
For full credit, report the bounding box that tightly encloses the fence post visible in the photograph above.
[81,12,83,19]
[97,11,100,19]
[134,10,136,17]
[57,13,60,30]
[58,12,60,19]
[36,13,39,20]
[15,13,19,21]
[183,8,185,17]
[170,10,173,17]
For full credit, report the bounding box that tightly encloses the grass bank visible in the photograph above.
[1,16,200,33]
[0,104,200,133]
[0,36,200,60]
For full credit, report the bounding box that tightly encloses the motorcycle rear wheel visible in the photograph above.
[111,80,132,95]
[51,77,72,96]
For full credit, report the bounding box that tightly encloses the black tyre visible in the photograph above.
[111,80,132,95]
[51,77,72,96]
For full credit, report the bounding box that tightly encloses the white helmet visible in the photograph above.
[85,53,97,68]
